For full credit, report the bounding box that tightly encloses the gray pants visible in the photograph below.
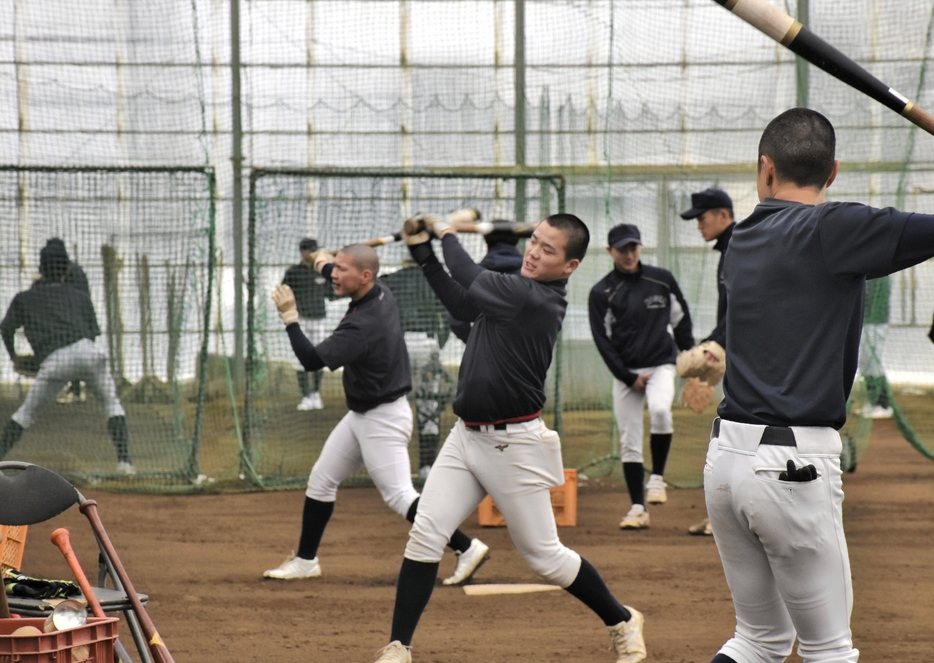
[13,339,125,429]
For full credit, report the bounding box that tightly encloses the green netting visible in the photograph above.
[0,167,215,488]
[245,169,564,488]
[1,1,933,492]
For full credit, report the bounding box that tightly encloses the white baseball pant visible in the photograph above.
[406,419,582,587]
[292,317,328,372]
[12,339,125,429]
[613,363,676,463]
[305,395,418,517]
[705,418,859,663]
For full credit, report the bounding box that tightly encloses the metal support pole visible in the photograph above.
[231,0,245,388]
[514,0,527,222]
[795,0,810,107]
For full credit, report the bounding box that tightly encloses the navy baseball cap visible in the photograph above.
[607,223,641,249]
[680,188,733,219]
[299,237,318,251]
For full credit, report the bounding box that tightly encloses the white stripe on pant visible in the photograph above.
[405,419,582,588]
[613,363,675,462]
[705,418,859,663]
[305,395,418,517]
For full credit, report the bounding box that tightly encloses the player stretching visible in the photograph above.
[589,223,694,530]
[264,244,488,586]
[707,107,934,663]
[0,242,134,474]
[679,188,735,536]
[374,214,646,663]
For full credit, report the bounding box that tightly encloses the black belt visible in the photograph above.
[466,423,508,431]
[711,418,797,447]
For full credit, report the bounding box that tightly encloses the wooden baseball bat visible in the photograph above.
[402,208,481,236]
[364,232,402,247]
[78,500,176,663]
[713,0,934,136]
[49,528,106,619]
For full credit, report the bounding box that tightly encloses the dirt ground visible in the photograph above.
[14,419,934,663]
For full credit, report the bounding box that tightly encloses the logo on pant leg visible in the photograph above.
[495,444,509,452]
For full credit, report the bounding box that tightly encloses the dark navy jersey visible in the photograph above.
[314,281,411,412]
[1,282,100,364]
[448,242,523,343]
[703,223,733,347]
[588,263,694,385]
[281,263,334,319]
[718,198,922,429]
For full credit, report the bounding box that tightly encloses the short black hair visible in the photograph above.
[542,213,590,263]
[338,243,380,277]
[758,108,836,189]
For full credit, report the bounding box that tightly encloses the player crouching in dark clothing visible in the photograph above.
[372,214,646,663]
[0,243,134,475]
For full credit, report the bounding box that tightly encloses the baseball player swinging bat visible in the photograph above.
[713,0,934,136]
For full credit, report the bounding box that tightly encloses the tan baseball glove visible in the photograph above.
[682,377,715,414]
[676,340,726,385]
[12,354,39,378]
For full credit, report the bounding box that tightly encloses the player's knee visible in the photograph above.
[305,467,340,502]
[648,406,672,432]
[523,545,581,588]
[723,631,793,663]
[620,447,643,463]
[404,520,446,563]
[382,488,419,518]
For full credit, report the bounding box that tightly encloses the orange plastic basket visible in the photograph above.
[0,617,118,663]
[0,525,27,573]
[478,469,578,527]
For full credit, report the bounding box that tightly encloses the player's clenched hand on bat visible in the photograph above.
[12,354,39,378]
[401,216,437,268]
[272,284,299,326]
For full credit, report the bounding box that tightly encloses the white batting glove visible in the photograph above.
[272,285,299,326]
[312,249,335,274]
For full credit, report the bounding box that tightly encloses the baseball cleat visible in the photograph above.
[442,538,490,585]
[646,474,667,504]
[308,392,324,410]
[608,606,647,663]
[297,395,315,411]
[688,517,713,536]
[263,553,321,580]
[374,641,411,663]
[619,505,650,530]
[116,461,137,476]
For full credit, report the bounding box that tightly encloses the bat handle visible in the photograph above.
[50,528,106,619]
[904,103,934,137]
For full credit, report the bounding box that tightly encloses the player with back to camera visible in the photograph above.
[679,188,736,537]
[588,223,694,530]
[264,244,488,585]
[373,213,646,663]
[0,242,134,475]
[280,237,337,411]
[706,107,934,663]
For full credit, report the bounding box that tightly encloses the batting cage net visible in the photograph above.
[245,170,564,488]
[2,0,934,492]
[0,167,216,488]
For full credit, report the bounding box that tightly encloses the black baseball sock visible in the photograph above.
[650,433,672,477]
[296,371,310,397]
[564,557,630,626]
[296,496,334,560]
[710,655,737,663]
[390,558,439,646]
[0,420,25,459]
[417,433,440,468]
[405,498,472,554]
[313,370,323,393]
[622,462,645,506]
[106,415,131,463]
